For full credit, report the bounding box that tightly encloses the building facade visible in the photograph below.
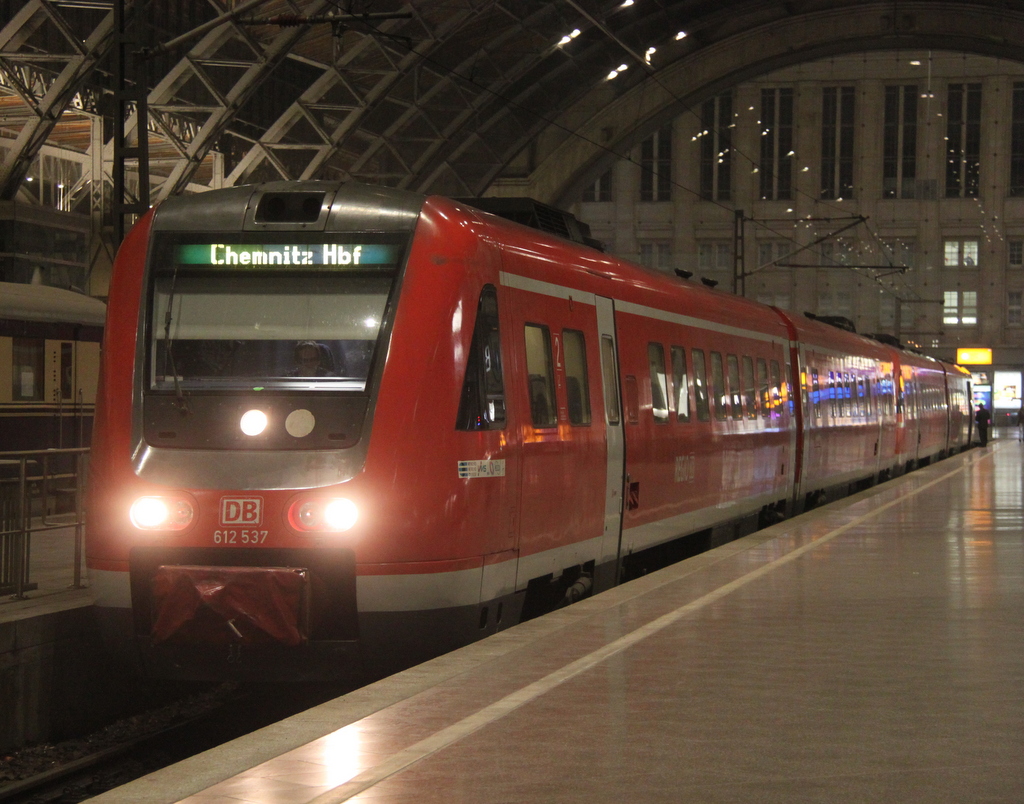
[569,52,1024,415]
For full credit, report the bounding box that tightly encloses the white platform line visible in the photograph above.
[310,450,985,803]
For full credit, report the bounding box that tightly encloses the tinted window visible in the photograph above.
[757,358,770,420]
[742,356,757,419]
[601,336,620,425]
[525,324,556,427]
[456,285,506,430]
[648,343,669,422]
[13,338,44,401]
[563,329,591,425]
[727,354,742,420]
[671,346,690,422]
[711,351,727,420]
[692,349,710,421]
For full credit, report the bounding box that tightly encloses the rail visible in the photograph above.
[0,448,88,600]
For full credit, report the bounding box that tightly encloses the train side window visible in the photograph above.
[456,286,506,430]
[61,343,74,400]
[524,324,557,428]
[671,346,690,422]
[811,368,822,419]
[648,343,669,423]
[600,336,620,425]
[711,352,727,420]
[757,358,770,419]
[770,360,782,419]
[827,371,837,418]
[12,338,44,402]
[692,349,710,421]
[563,329,591,426]
[625,376,640,424]
[741,356,757,419]
[726,355,742,420]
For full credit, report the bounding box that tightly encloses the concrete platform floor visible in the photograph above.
[83,436,1024,804]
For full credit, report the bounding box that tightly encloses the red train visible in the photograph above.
[86,182,973,681]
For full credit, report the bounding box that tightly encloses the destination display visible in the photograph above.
[175,242,402,267]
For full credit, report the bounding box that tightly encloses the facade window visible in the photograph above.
[640,123,672,201]
[817,289,853,319]
[883,85,917,198]
[582,168,613,202]
[759,87,794,200]
[821,86,855,200]
[900,301,915,331]
[1009,239,1023,267]
[943,290,977,325]
[879,295,896,329]
[755,292,791,310]
[1012,83,1024,196]
[697,241,732,273]
[639,242,672,271]
[1009,291,1023,326]
[944,238,979,268]
[700,91,732,201]
[757,240,792,268]
[820,239,855,266]
[879,238,916,270]
[945,83,981,198]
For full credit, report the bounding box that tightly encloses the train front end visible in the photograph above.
[87,182,427,680]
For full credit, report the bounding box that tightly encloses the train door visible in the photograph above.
[595,296,625,590]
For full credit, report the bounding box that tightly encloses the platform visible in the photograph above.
[77,438,1024,802]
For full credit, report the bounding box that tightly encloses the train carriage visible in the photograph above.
[0,281,104,452]
[941,361,974,452]
[774,310,899,506]
[85,181,975,681]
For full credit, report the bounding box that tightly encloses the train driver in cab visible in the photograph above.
[289,340,338,377]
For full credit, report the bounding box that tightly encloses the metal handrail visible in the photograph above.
[0,448,88,599]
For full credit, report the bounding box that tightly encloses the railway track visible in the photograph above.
[0,681,354,804]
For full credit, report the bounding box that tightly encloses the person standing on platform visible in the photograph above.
[1017,401,1024,442]
[975,403,991,447]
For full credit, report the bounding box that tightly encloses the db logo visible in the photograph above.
[220,497,263,525]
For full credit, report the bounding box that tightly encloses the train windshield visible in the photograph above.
[147,235,405,392]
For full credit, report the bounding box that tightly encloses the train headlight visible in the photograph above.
[130,496,194,531]
[240,409,268,436]
[289,497,359,532]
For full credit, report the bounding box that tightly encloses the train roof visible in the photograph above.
[0,281,106,327]
[435,197,792,340]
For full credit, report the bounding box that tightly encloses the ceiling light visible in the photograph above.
[558,28,581,46]
[675,31,687,40]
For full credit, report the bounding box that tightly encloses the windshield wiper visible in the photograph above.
[162,270,191,415]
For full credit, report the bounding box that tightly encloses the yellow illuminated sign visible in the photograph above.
[957,348,992,365]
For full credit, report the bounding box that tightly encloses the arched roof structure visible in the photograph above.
[4,0,1024,214]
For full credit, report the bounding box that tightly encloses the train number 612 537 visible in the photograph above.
[213,529,268,544]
